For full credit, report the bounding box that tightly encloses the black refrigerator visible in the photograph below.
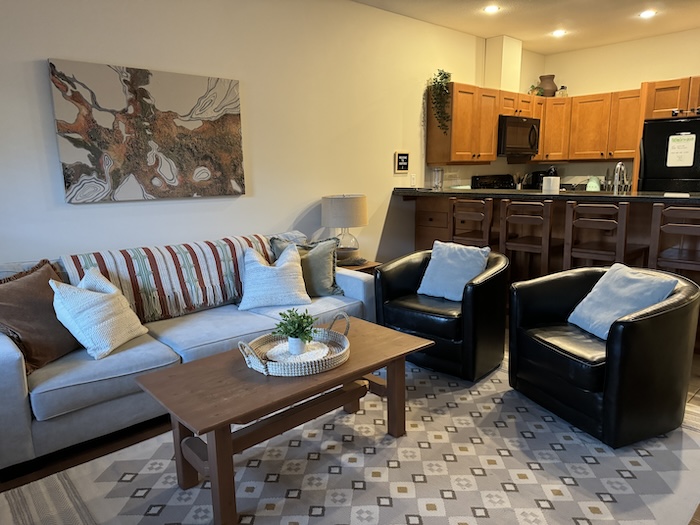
[639,117,700,192]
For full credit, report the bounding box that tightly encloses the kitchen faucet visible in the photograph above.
[613,162,627,195]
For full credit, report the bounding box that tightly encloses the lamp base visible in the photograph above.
[336,229,359,261]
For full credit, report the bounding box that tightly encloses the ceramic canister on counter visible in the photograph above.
[542,176,560,194]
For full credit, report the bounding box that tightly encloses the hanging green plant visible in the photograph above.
[429,69,452,135]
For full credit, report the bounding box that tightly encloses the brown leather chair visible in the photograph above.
[374,250,509,381]
[563,201,647,269]
[499,199,562,277]
[450,197,494,248]
[509,266,700,448]
[649,203,700,272]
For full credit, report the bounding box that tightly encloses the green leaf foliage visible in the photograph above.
[272,308,318,343]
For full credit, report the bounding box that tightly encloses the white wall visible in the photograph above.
[544,29,700,95]
[0,0,482,264]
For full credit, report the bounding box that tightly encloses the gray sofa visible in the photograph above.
[0,231,375,470]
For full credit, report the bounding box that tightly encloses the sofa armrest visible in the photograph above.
[336,267,376,323]
[0,334,35,469]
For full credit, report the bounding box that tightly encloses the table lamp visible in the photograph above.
[321,194,368,260]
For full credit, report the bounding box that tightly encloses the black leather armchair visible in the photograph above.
[509,267,700,448]
[375,251,509,381]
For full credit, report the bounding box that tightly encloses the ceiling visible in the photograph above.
[350,0,700,55]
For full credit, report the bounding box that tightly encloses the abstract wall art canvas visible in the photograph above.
[49,59,245,203]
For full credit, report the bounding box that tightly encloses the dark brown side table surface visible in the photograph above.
[136,317,433,525]
[340,260,381,274]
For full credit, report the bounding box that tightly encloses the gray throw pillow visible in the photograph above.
[270,237,344,297]
[568,263,678,340]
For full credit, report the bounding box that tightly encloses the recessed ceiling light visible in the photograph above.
[552,29,567,38]
[639,9,657,19]
[483,5,500,14]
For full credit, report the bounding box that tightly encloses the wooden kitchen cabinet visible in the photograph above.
[415,197,451,250]
[530,96,546,161]
[607,89,641,159]
[541,97,571,161]
[499,91,535,117]
[426,83,498,165]
[568,93,612,160]
[474,87,500,161]
[643,77,700,119]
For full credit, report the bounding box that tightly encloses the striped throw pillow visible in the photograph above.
[61,235,273,323]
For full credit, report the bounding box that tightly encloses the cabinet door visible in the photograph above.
[644,78,691,119]
[475,88,500,161]
[608,89,640,159]
[426,83,479,164]
[450,84,480,161]
[568,93,612,160]
[530,97,546,161]
[542,97,571,161]
[415,197,451,250]
[689,76,700,117]
[499,91,518,116]
[516,93,534,117]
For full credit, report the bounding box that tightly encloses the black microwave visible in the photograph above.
[497,115,540,156]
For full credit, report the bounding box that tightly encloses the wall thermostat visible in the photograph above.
[394,151,409,174]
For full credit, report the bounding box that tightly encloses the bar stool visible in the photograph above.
[499,199,561,276]
[450,197,494,248]
[649,203,700,272]
[563,201,647,269]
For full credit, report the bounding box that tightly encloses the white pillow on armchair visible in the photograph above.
[417,240,490,302]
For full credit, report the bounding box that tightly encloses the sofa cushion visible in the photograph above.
[145,305,279,362]
[50,269,148,359]
[252,295,364,326]
[60,234,275,323]
[270,237,344,297]
[0,260,80,374]
[238,245,311,310]
[28,333,180,421]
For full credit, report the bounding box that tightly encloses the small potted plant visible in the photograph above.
[272,308,317,355]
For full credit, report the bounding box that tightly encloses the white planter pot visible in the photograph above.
[287,337,307,355]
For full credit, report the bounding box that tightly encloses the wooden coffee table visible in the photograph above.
[136,317,433,525]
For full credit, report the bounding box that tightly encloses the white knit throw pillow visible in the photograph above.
[50,269,148,359]
[238,244,311,311]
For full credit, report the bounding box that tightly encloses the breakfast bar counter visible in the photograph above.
[393,187,700,205]
[392,187,700,275]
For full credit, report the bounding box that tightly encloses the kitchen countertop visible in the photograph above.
[393,187,700,205]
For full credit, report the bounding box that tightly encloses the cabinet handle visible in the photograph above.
[672,109,680,116]
[600,152,604,157]
[428,217,433,222]
[609,152,613,157]
[477,154,481,158]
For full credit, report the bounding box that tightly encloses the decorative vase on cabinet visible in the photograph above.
[538,75,558,97]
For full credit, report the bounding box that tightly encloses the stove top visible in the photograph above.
[471,174,516,189]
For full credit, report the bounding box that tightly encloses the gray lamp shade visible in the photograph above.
[321,194,368,228]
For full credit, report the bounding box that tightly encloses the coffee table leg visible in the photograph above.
[208,425,237,525]
[386,357,406,437]
[172,418,198,489]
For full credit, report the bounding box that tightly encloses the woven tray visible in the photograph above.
[238,312,350,376]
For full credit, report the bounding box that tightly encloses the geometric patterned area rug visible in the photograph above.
[3,363,700,525]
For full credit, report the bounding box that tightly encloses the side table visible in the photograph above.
[340,261,381,274]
